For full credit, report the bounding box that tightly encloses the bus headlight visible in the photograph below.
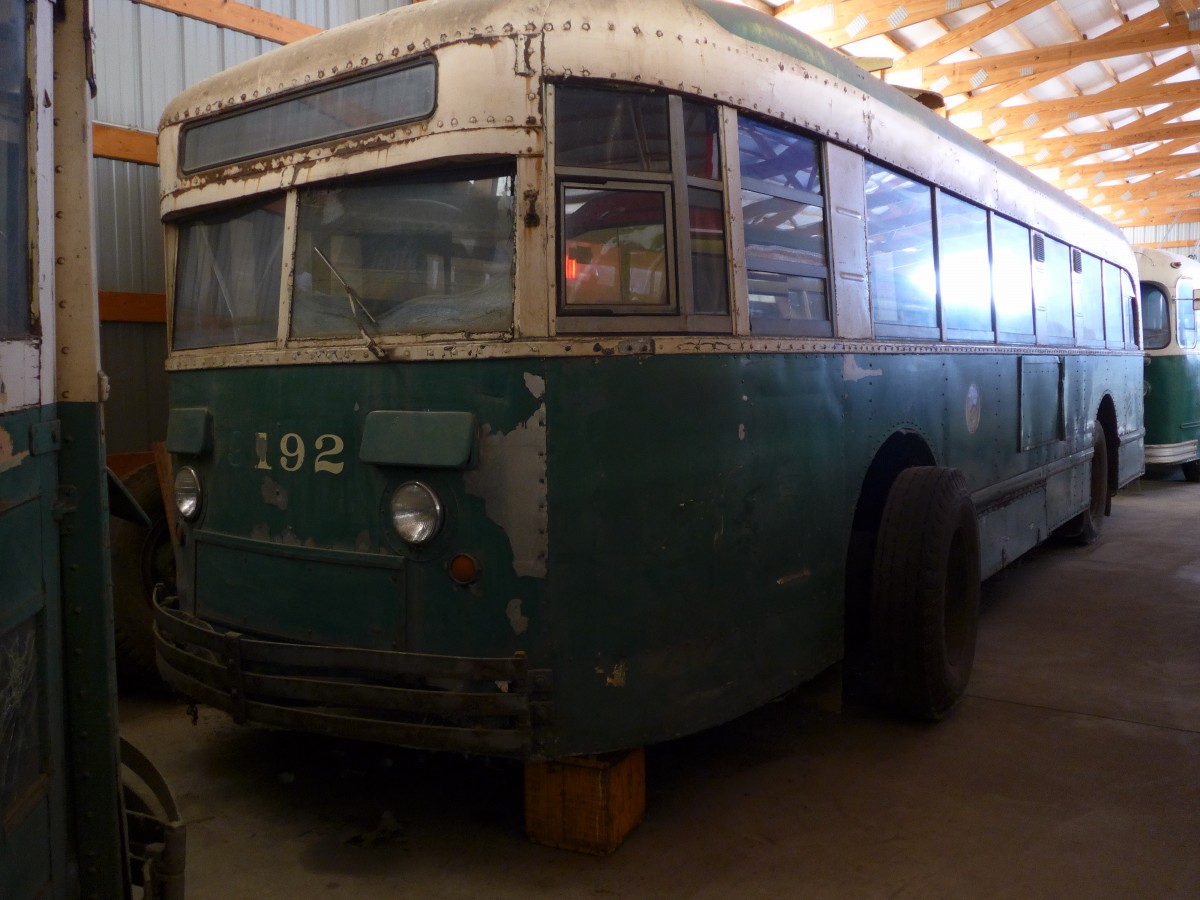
[390,481,443,545]
[174,466,203,520]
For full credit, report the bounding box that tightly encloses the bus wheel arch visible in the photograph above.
[1097,394,1119,513]
[869,466,981,720]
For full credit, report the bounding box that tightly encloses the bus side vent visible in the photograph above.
[1071,248,1083,273]
[1032,232,1046,263]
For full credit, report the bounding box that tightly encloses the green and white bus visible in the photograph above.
[151,0,1144,761]
[1138,246,1200,481]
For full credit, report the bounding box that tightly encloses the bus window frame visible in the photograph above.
[738,114,834,339]
[864,160,940,342]
[936,188,995,344]
[549,83,733,335]
[991,212,1036,345]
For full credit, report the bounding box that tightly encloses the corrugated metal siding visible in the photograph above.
[101,323,170,454]
[1123,224,1200,254]
[94,159,164,293]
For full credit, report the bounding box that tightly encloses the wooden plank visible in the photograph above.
[99,291,167,324]
[133,0,322,44]
[93,124,158,165]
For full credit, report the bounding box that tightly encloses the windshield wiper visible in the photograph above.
[313,246,387,360]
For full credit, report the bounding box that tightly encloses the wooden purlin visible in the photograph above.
[132,0,322,44]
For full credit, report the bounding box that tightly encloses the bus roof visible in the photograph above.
[159,0,1130,265]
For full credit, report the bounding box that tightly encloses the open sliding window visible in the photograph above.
[553,84,730,333]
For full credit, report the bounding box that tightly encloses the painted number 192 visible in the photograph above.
[255,432,345,475]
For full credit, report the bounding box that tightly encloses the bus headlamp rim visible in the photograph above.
[389,480,444,545]
[174,466,203,520]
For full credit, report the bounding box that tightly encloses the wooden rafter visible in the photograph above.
[777,0,996,50]
[956,56,1197,144]
[916,11,1195,98]
[891,0,1058,73]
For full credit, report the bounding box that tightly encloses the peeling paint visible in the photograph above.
[464,401,548,578]
[842,354,882,382]
[0,427,30,474]
[776,569,811,586]
[595,662,627,687]
[505,598,529,635]
[261,476,288,510]
[523,371,545,399]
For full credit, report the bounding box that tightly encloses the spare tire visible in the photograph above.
[111,464,174,685]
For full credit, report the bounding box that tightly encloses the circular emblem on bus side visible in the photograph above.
[965,383,981,434]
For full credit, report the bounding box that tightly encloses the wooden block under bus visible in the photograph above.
[524,747,646,855]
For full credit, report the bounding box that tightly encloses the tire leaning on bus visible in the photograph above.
[110,463,174,684]
[870,466,981,721]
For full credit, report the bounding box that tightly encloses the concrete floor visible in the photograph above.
[119,474,1200,899]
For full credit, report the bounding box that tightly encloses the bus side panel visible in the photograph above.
[1144,353,1200,462]
[544,353,849,755]
[0,405,64,897]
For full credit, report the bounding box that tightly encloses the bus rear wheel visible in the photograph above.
[870,466,981,720]
[1182,460,1200,483]
[1070,421,1109,545]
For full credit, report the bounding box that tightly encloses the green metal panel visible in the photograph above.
[165,406,212,455]
[1144,353,1200,452]
[165,344,1143,757]
[359,410,477,467]
[0,405,65,898]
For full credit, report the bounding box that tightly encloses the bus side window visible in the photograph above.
[1124,270,1141,349]
[992,214,1034,343]
[1177,278,1196,350]
[737,117,830,336]
[866,162,937,338]
[1,6,28,339]
[1033,233,1074,345]
[1142,285,1170,350]
[1074,250,1104,347]
[554,85,729,328]
[938,192,992,340]
[1102,260,1125,349]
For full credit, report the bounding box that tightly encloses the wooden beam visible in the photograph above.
[98,291,167,323]
[957,56,1197,143]
[891,0,1057,72]
[920,11,1193,97]
[92,123,158,165]
[776,0,995,50]
[1009,117,1200,167]
[132,0,321,45]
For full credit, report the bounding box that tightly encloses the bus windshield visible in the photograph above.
[292,169,515,338]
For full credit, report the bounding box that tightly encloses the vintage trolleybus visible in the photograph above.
[152,0,1144,761]
[1138,246,1200,480]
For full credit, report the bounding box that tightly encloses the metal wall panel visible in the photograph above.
[93,158,164,293]
[1123,224,1200,256]
[101,323,169,454]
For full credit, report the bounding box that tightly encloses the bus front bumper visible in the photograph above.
[1145,439,1199,466]
[152,592,548,757]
